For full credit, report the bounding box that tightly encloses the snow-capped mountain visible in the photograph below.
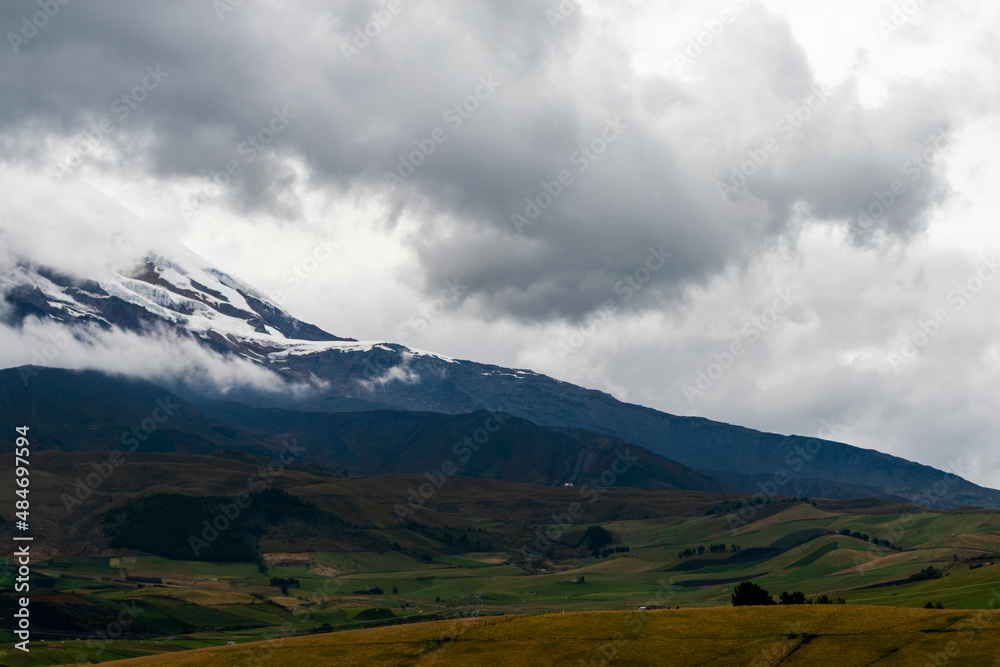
[3,246,1000,509]
[0,244,453,367]
[1,244,345,345]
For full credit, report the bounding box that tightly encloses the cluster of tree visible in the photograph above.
[907,566,944,583]
[440,532,487,548]
[599,546,631,557]
[779,591,846,605]
[404,522,495,552]
[580,526,615,556]
[813,594,847,604]
[732,582,846,606]
[778,591,806,605]
[708,497,815,516]
[352,586,384,595]
[871,538,900,550]
[705,501,743,515]
[924,601,945,609]
[678,544,740,558]
[843,529,899,551]
[731,581,774,606]
[269,577,300,595]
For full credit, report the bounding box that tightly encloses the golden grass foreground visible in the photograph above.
[97,605,1000,667]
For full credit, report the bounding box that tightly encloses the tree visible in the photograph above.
[580,526,614,556]
[392,586,399,595]
[779,591,807,605]
[814,594,846,605]
[907,566,943,583]
[270,577,299,595]
[731,581,774,606]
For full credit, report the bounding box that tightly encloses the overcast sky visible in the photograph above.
[2,0,1000,486]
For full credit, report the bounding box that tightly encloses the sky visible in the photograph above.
[2,0,1000,486]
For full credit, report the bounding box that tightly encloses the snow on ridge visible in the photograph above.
[267,339,460,364]
[408,347,459,364]
[145,249,257,315]
[268,340,384,359]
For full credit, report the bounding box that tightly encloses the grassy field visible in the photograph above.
[2,456,1000,665]
[19,606,996,667]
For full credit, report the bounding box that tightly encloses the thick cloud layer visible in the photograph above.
[0,0,962,320]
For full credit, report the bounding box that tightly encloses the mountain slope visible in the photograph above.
[2,248,997,508]
[200,401,724,491]
[0,367,722,493]
[0,366,276,457]
[265,344,1000,509]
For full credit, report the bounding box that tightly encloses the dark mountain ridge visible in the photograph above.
[0,366,721,493]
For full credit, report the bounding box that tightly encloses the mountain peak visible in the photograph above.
[1,244,355,357]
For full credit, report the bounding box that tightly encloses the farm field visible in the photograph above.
[43,605,1000,667]
[2,461,1000,666]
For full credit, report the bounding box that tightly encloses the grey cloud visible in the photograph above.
[0,0,970,323]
